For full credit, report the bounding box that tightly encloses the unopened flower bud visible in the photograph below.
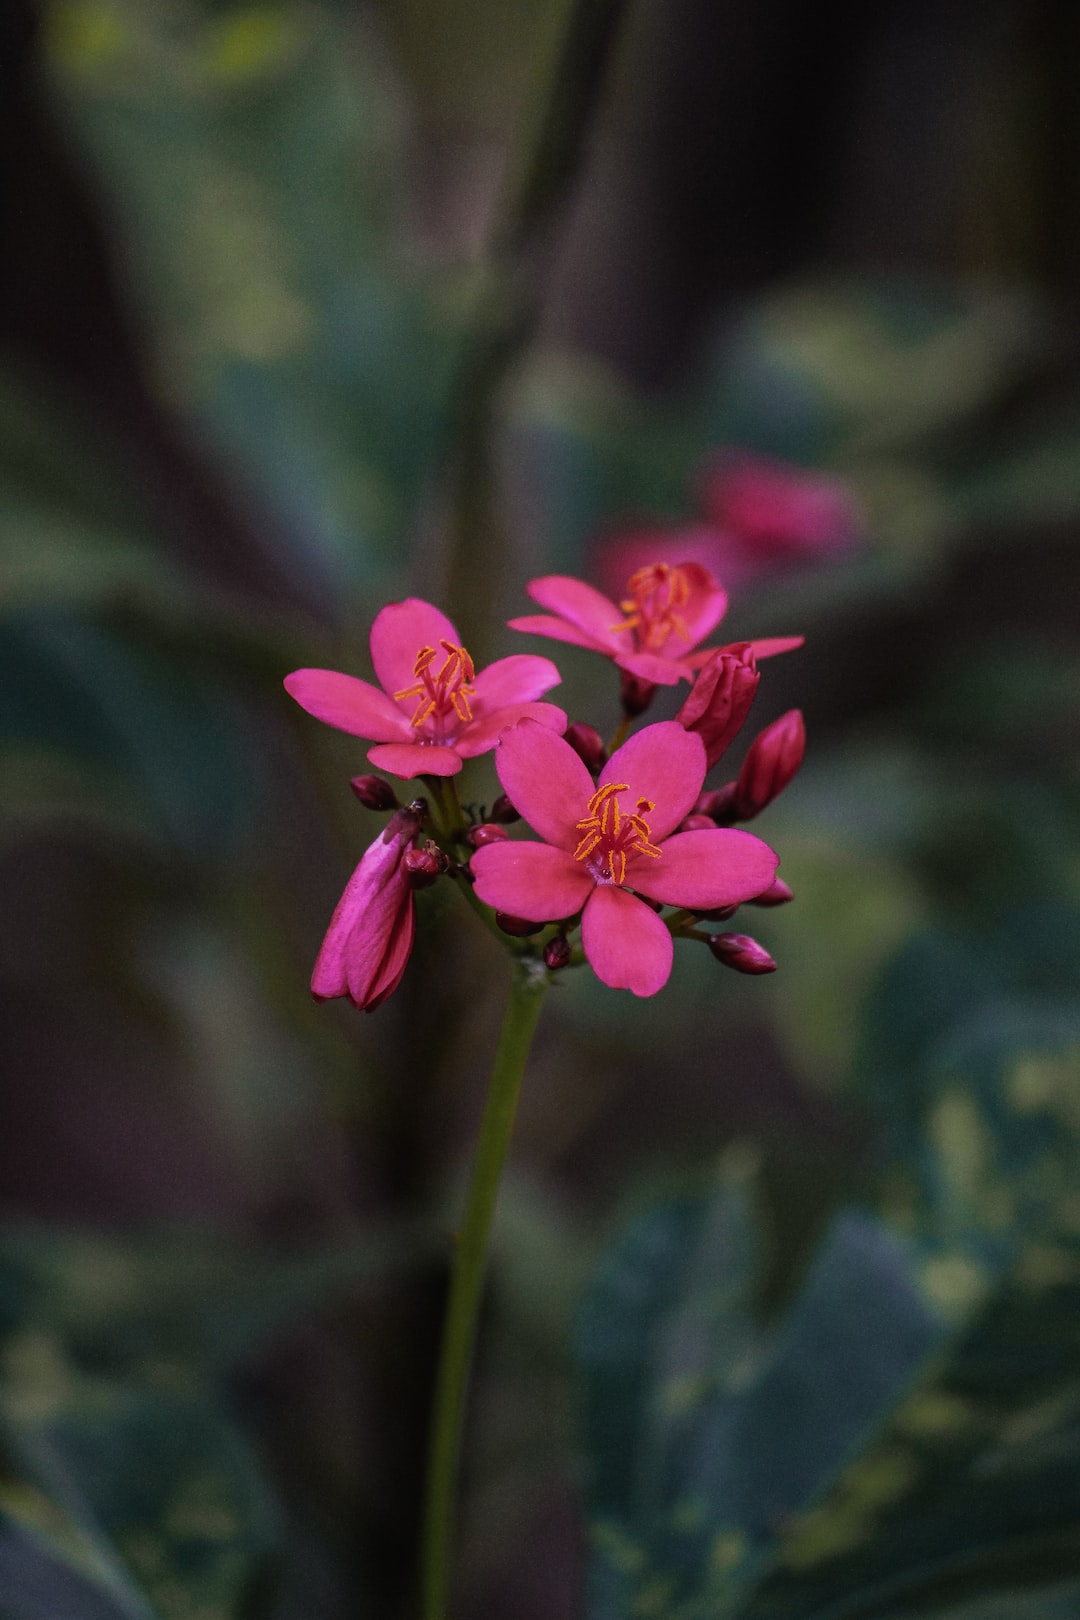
[676,644,759,768]
[747,877,794,907]
[564,722,607,774]
[496,912,545,937]
[695,902,740,921]
[489,793,521,824]
[619,670,657,718]
[350,774,399,811]
[677,813,717,833]
[403,841,448,889]
[543,935,573,971]
[708,932,777,975]
[733,710,805,819]
[467,822,510,849]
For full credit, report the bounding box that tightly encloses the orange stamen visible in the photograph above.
[394,639,476,731]
[609,563,694,650]
[573,781,663,885]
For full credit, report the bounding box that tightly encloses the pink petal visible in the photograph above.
[581,885,673,996]
[369,598,461,699]
[627,828,779,908]
[284,669,412,741]
[455,701,567,757]
[363,896,415,1010]
[493,718,595,849]
[507,613,615,653]
[471,841,594,920]
[748,635,805,659]
[614,650,689,686]
[367,742,463,778]
[525,576,627,651]
[471,654,562,710]
[601,722,706,841]
[311,832,413,1005]
[660,562,728,653]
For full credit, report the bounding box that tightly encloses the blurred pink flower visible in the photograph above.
[286,598,566,779]
[698,451,863,565]
[509,562,731,687]
[311,804,421,1010]
[471,719,778,996]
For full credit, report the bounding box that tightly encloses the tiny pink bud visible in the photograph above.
[564,722,607,774]
[619,670,657,718]
[747,877,794,907]
[350,774,399,811]
[496,912,545,937]
[708,932,777,974]
[403,847,443,889]
[467,822,510,849]
[676,644,759,768]
[678,813,717,833]
[489,793,521,824]
[543,935,573,970]
[733,710,805,819]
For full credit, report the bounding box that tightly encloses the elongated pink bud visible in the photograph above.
[708,932,777,974]
[747,877,794,907]
[564,722,608,774]
[676,644,759,768]
[733,710,805,819]
[311,806,422,1009]
[350,774,399,811]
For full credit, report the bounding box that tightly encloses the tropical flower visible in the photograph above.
[698,451,863,565]
[471,719,779,996]
[285,598,566,779]
[311,804,422,1010]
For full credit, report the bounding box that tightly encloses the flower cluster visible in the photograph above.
[287,552,809,1004]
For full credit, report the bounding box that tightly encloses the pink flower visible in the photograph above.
[285,598,566,779]
[311,805,421,1010]
[698,451,863,565]
[509,562,729,687]
[510,564,801,687]
[471,719,778,996]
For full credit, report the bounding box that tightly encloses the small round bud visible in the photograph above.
[564,722,607,775]
[694,785,738,824]
[350,774,398,811]
[619,670,657,718]
[708,932,777,975]
[403,848,443,889]
[677,813,716,833]
[747,878,794,907]
[543,936,572,970]
[489,794,521,824]
[495,912,545,937]
[467,822,511,849]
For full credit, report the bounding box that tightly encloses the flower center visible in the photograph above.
[394,640,476,736]
[573,781,663,886]
[611,564,692,651]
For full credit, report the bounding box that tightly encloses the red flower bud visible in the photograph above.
[677,813,717,833]
[495,912,545,937]
[676,643,759,768]
[543,935,573,970]
[564,722,608,774]
[733,710,805,819]
[403,840,449,889]
[693,784,738,824]
[747,877,794,907]
[489,793,521,824]
[467,823,510,849]
[619,670,657,718]
[708,932,777,974]
[350,774,399,811]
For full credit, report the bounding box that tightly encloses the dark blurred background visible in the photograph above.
[2,2,1079,1618]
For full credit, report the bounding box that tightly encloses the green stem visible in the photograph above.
[420,959,549,1620]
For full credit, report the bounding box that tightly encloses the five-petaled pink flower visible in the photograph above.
[311,804,421,1010]
[285,598,566,779]
[509,563,799,686]
[471,719,779,996]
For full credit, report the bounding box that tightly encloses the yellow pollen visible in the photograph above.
[573,781,663,886]
[394,639,476,730]
[609,563,693,649]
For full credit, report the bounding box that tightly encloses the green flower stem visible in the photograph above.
[421,958,549,1620]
